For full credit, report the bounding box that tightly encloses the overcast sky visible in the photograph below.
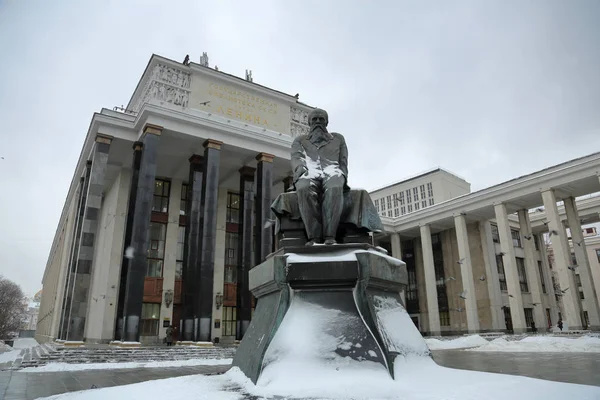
[1,0,599,296]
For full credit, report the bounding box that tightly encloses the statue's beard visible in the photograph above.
[310,125,331,139]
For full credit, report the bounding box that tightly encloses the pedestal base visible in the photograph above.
[232,244,430,384]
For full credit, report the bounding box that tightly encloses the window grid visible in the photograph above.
[496,255,507,291]
[180,183,188,216]
[394,208,399,217]
[226,192,240,224]
[175,225,185,279]
[401,206,406,215]
[375,199,380,212]
[537,261,546,293]
[406,189,412,204]
[420,185,426,199]
[413,187,419,202]
[222,306,237,336]
[152,179,170,213]
[491,224,500,243]
[429,198,434,206]
[524,308,534,327]
[414,202,420,211]
[422,200,427,208]
[386,195,392,210]
[147,222,167,277]
[511,229,522,247]
[407,204,413,213]
[427,182,433,197]
[399,192,405,206]
[516,257,529,292]
[140,303,160,336]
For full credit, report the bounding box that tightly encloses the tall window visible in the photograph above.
[537,261,546,293]
[176,226,185,279]
[516,257,528,292]
[491,224,500,243]
[222,306,236,336]
[386,195,392,210]
[496,255,507,291]
[387,210,392,217]
[511,229,522,247]
[394,208,399,217]
[533,234,540,251]
[427,182,434,197]
[429,198,434,206]
[420,185,426,199]
[524,308,534,327]
[421,200,427,208]
[375,199,380,212]
[414,202,420,211]
[404,242,419,314]
[227,193,240,223]
[381,199,386,211]
[583,311,590,328]
[140,303,160,336]
[393,195,398,208]
[432,234,450,326]
[413,187,419,201]
[401,206,406,215]
[408,204,413,213]
[399,192,405,206]
[406,189,412,204]
[153,179,170,213]
[147,222,167,277]
[576,274,584,300]
[180,183,188,216]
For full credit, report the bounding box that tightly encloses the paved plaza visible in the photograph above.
[1,350,598,399]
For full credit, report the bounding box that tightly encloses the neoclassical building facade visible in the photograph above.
[37,54,600,345]
[37,54,313,344]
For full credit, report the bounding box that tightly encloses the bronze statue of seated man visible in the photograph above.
[278,108,382,246]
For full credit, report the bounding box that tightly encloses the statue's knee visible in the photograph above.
[325,176,345,189]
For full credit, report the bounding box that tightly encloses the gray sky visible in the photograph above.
[1,0,599,296]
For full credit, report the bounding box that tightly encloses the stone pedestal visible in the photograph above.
[232,244,430,384]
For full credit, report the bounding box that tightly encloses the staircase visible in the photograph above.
[2,343,236,370]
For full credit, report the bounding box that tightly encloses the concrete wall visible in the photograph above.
[85,169,130,342]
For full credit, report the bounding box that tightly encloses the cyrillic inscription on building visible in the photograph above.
[189,76,291,134]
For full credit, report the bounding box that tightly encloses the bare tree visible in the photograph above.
[0,276,27,339]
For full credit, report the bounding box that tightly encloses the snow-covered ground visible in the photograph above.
[425,335,489,350]
[425,334,600,352]
[39,357,600,400]
[11,337,39,349]
[0,338,39,365]
[470,335,600,353]
[19,357,233,372]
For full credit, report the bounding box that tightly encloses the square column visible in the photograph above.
[390,233,402,259]
[59,174,88,340]
[453,215,480,333]
[494,203,527,333]
[182,155,204,341]
[122,124,162,342]
[564,197,600,329]
[255,153,274,265]
[541,190,583,330]
[115,141,143,340]
[67,134,112,341]
[479,221,504,330]
[517,210,546,331]
[419,224,440,335]
[237,166,256,340]
[196,139,223,342]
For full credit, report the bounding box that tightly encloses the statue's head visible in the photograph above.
[308,108,329,132]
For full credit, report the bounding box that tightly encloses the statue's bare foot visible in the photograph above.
[306,239,320,246]
[324,237,337,245]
